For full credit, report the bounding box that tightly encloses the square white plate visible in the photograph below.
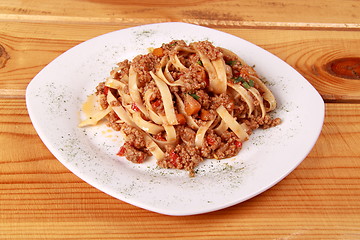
[26,22,324,216]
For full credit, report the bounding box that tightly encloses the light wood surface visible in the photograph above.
[1,1,359,239]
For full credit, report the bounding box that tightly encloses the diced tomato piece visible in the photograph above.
[206,135,217,146]
[154,133,166,141]
[103,86,109,95]
[176,113,186,125]
[152,99,162,108]
[131,102,140,112]
[170,152,180,167]
[136,156,144,163]
[117,146,126,156]
[235,141,242,148]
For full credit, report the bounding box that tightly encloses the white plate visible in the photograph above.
[26,22,324,216]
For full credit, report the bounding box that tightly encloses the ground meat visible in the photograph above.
[162,40,187,55]
[191,41,222,61]
[111,59,130,79]
[200,130,222,158]
[244,115,281,130]
[256,115,281,129]
[106,110,121,131]
[120,142,148,164]
[177,125,196,144]
[233,101,248,119]
[90,40,282,176]
[117,59,130,70]
[99,94,108,110]
[179,65,208,92]
[119,124,150,164]
[94,82,109,109]
[232,64,258,81]
[214,138,241,159]
[122,124,147,149]
[195,89,211,109]
[185,53,201,67]
[210,93,234,112]
[158,143,203,177]
[131,54,160,87]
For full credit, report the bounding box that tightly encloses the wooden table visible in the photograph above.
[1,1,359,239]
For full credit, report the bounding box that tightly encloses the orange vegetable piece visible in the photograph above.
[176,113,186,125]
[184,94,201,116]
[152,48,164,57]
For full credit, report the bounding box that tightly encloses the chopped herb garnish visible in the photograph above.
[197,60,203,66]
[226,60,237,66]
[242,82,251,89]
[249,79,255,87]
[188,93,200,100]
[233,76,245,83]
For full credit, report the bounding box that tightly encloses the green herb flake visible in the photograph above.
[197,60,203,66]
[233,76,245,83]
[242,82,251,89]
[188,93,200,100]
[226,60,237,66]
[249,79,255,87]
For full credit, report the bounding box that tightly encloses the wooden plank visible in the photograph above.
[0,99,359,239]
[0,0,359,29]
[1,22,360,101]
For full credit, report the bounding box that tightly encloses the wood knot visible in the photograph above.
[0,44,10,69]
[325,57,360,80]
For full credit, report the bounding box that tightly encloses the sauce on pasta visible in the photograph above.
[79,40,281,176]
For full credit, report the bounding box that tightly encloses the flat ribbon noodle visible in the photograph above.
[174,93,199,130]
[227,82,254,117]
[211,57,227,94]
[132,111,164,135]
[143,89,163,125]
[143,134,165,161]
[195,119,215,148]
[219,47,247,66]
[214,119,228,136]
[78,106,111,127]
[128,65,149,118]
[170,54,186,71]
[193,45,226,94]
[156,56,183,86]
[248,87,266,119]
[105,77,126,90]
[216,105,248,142]
[150,71,178,125]
[249,75,277,112]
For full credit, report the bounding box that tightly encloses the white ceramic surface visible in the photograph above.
[26,22,325,216]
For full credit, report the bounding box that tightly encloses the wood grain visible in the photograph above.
[1,1,360,239]
[1,99,359,239]
[1,22,360,101]
[0,0,359,29]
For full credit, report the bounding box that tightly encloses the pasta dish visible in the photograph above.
[79,40,281,176]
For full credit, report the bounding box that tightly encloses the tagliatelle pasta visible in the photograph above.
[79,40,281,176]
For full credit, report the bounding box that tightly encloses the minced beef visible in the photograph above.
[191,41,222,61]
[179,64,208,92]
[120,142,149,164]
[210,93,235,112]
[122,124,147,149]
[106,110,121,131]
[158,143,203,177]
[131,54,160,87]
[119,124,150,164]
[90,40,281,176]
